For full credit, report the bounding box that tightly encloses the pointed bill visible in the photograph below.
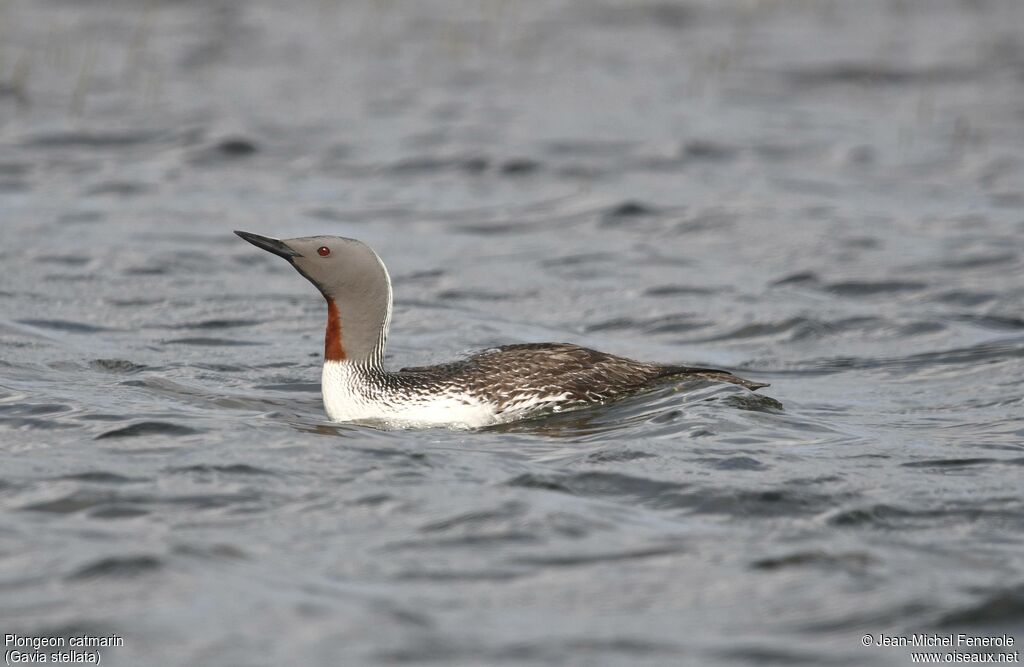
[234,230,302,259]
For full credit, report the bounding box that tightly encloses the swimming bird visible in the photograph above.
[235,231,767,428]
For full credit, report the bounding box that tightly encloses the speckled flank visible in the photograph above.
[322,360,494,428]
[321,343,766,429]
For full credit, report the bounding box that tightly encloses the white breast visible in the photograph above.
[321,361,500,429]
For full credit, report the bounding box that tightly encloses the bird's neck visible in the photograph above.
[324,298,346,362]
[323,295,389,368]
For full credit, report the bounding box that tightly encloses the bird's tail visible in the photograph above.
[659,365,769,391]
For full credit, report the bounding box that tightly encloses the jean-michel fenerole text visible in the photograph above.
[874,633,1014,648]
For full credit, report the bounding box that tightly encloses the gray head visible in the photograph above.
[235,231,392,365]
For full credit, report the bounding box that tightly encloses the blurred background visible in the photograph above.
[1,1,1023,665]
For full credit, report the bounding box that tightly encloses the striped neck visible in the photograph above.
[323,294,389,368]
[325,298,346,361]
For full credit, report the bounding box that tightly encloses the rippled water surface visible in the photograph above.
[2,1,1024,665]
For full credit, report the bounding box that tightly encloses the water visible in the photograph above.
[2,0,1023,664]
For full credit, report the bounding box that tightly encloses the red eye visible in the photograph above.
[317,246,330,257]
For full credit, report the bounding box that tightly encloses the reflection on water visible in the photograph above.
[2,0,1024,665]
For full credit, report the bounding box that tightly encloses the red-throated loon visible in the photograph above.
[235,231,767,429]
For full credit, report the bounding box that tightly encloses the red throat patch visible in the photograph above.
[325,298,346,361]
